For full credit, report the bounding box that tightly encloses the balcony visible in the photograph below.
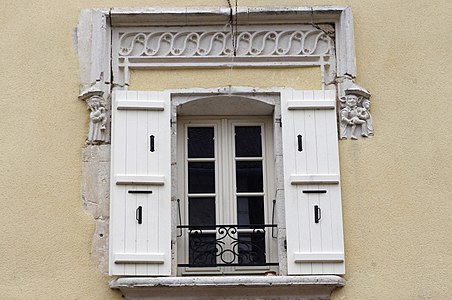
[176,224,278,268]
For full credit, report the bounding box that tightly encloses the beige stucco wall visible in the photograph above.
[129,68,322,91]
[0,0,451,299]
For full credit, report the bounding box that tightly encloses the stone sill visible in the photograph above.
[110,275,345,299]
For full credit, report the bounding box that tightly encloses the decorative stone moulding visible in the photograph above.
[78,6,373,143]
[112,24,335,88]
[117,26,332,58]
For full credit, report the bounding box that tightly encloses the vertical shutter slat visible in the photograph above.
[314,91,334,274]
[110,90,127,276]
[135,91,149,276]
[124,91,138,276]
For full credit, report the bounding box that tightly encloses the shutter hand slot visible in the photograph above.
[150,135,155,152]
[314,205,321,223]
[297,135,303,152]
[303,190,327,194]
[136,206,143,224]
[128,190,153,194]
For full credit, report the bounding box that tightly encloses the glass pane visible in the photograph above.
[238,233,266,265]
[236,161,263,192]
[188,127,214,158]
[237,196,264,226]
[235,126,262,157]
[188,162,215,193]
[189,233,216,266]
[189,197,216,228]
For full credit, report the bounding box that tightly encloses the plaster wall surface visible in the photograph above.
[129,68,322,91]
[0,0,451,299]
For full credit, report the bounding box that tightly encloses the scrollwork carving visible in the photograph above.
[118,27,332,58]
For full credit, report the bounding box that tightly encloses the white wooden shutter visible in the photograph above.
[281,89,345,275]
[109,90,171,276]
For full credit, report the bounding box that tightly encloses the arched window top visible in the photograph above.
[176,95,275,116]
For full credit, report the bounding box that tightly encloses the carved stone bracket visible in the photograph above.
[339,81,373,139]
[77,9,112,145]
[79,83,109,144]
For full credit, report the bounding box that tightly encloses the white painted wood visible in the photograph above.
[293,252,344,263]
[114,253,165,264]
[117,100,165,110]
[289,175,340,184]
[110,90,127,275]
[123,91,138,276]
[281,89,345,275]
[177,117,275,275]
[110,90,171,276]
[287,100,336,110]
[115,175,165,185]
[135,91,149,276]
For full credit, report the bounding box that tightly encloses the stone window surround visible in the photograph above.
[77,6,366,299]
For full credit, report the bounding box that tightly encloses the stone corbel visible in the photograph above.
[79,83,108,144]
[77,9,112,145]
[338,81,373,140]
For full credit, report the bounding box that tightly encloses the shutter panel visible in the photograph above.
[281,89,345,275]
[109,90,171,276]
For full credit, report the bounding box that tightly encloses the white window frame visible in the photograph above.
[176,116,277,275]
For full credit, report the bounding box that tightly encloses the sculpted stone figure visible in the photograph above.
[340,95,365,139]
[339,84,373,139]
[87,95,107,143]
[356,99,374,137]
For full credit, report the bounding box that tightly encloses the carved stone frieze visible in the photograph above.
[339,82,373,140]
[118,26,332,58]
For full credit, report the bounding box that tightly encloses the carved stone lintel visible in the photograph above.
[79,83,108,144]
[118,26,332,58]
[339,81,373,140]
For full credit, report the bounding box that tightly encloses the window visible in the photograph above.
[177,118,277,274]
[109,89,344,277]
[79,6,360,297]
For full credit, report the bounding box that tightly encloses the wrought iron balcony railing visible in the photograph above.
[177,224,278,268]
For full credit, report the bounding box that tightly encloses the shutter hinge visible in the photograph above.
[284,239,287,250]
[275,117,282,127]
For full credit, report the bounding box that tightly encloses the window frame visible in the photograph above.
[176,116,277,275]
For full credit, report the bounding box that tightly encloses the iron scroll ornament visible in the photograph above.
[177,224,278,268]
